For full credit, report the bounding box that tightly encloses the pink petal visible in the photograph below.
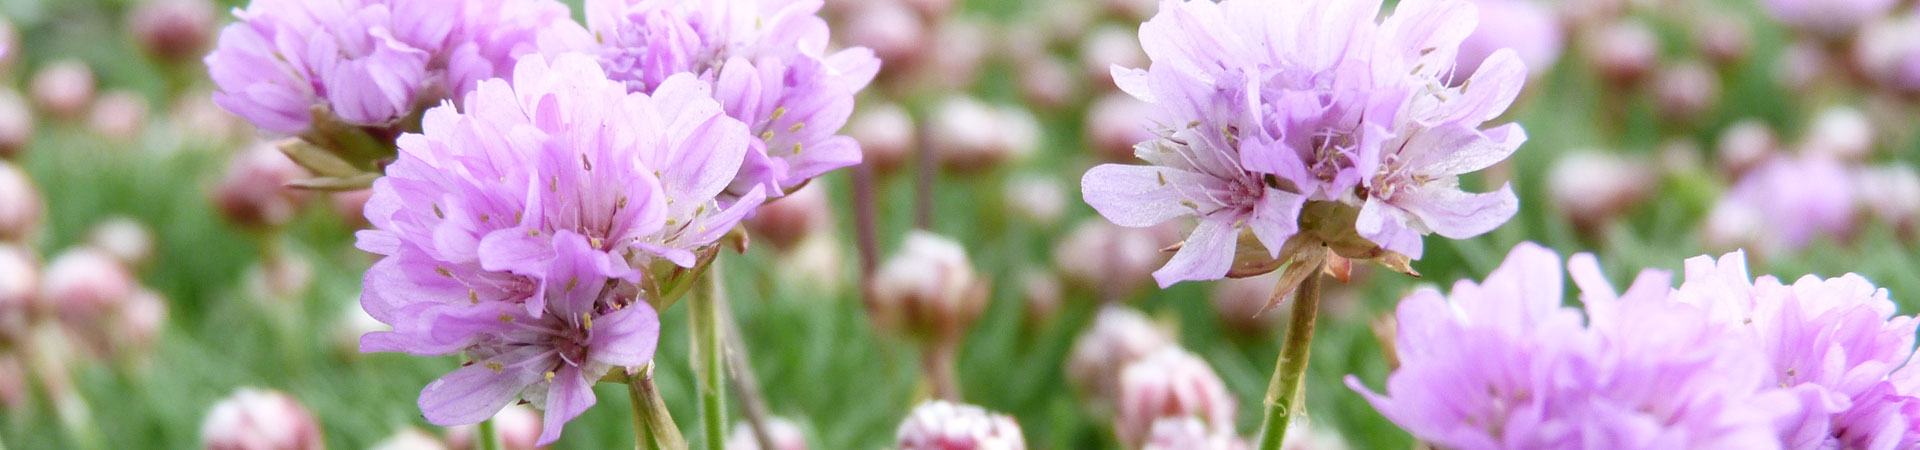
[1153,217,1237,287]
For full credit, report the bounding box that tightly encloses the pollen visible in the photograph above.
[485,362,504,372]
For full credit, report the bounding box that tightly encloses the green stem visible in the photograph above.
[1254,263,1325,450]
[476,417,500,450]
[691,260,728,450]
[625,365,687,450]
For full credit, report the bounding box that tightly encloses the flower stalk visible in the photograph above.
[475,418,500,450]
[1255,261,1325,450]
[625,364,687,450]
[690,259,728,450]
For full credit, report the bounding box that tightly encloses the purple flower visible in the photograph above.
[445,0,579,103]
[1348,242,1795,449]
[895,400,1027,450]
[1082,0,1527,286]
[1672,251,1920,449]
[1703,154,1856,256]
[1763,0,1896,38]
[545,0,881,197]
[356,54,755,444]
[205,0,453,134]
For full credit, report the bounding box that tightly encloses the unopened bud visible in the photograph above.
[1652,61,1719,124]
[921,19,987,91]
[895,400,1026,450]
[1582,20,1657,86]
[39,248,135,342]
[1799,106,1874,162]
[0,244,36,334]
[746,183,830,253]
[1547,150,1654,234]
[727,416,808,450]
[1017,57,1080,111]
[1696,14,1752,66]
[1086,94,1155,162]
[201,388,325,450]
[88,90,148,142]
[1021,272,1062,328]
[0,89,31,159]
[0,161,42,242]
[111,288,167,365]
[931,96,1031,174]
[1854,164,1920,236]
[845,2,927,77]
[1003,174,1065,227]
[1067,306,1175,416]
[29,60,95,120]
[1081,26,1146,90]
[1053,220,1175,300]
[848,103,914,175]
[1210,272,1283,336]
[867,232,987,341]
[1774,41,1830,92]
[215,142,312,230]
[87,216,155,270]
[1717,119,1777,177]
[1115,347,1237,449]
[129,0,215,64]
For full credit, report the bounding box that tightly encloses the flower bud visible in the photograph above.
[446,405,542,450]
[1854,164,1920,236]
[727,416,809,450]
[371,428,447,450]
[1081,26,1146,90]
[1017,57,1080,111]
[1456,0,1562,80]
[1547,150,1654,234]
[1717,119,1777,178]
[844,2,927,76]
[1582,19,1657,86]
[895,400,1026,450]
[1086,93,1155,163]
[776,234,847,296]
[214,142,312,230]
[1053,220,1175,300]
[0,244,36,335]
[245,252,313,302]
[129,0,215,64]
[111,288,167,365]
[330,189,374,229]
[88,90,148,142]
[1774,41,1829,92]
[1003,174,1065,227]
[1799,106,1874,162]
[1210,272,1283,336]
[87,216,155,270]
[39,248,135,341]
[922,19,987,90]
[1021,272,1062,327]
[0,89,31,159]
[931,96,1031,174]
[867,231,987,341]
[848,103,914,175]
[29,60,95,120]
[0,161,43,242]
[1652,61,1718,124]
[1067,306,1175,416]
[1115,347,1237,449]
[201,388,325,450]
[1853,12,1920,94]
[1142,417,1247,450]
[1696,14,1752,66]
[746,183,830,253]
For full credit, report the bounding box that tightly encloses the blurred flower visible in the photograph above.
[358,55,743,445]
[1456,0,1562,81]
[0,355,25,412]
[0,89,31,159]
[1115,347,1237,449]
[201,388,325,450]
[866,231,986,341]
[774,232,847,296]
[1704,154,1856,255]
[846,102,914,175]
[1101,0,1158,21]
[917,19,988,91]
[213,142,311,230]
[1348,242,1796,449]
[1210,272,1284,335]
[1673,251,1920,448]
[842,1,927,75]
[746,183,831,253]
[1653,61,1719,123]
[1142,417,1247,450]
[1085,0,1527,287]
[1763,0,1894,39]
[1798,106,1875,162]
[1084,93,1155,163]
[546,0,881,198]
[371,428,448,450]
[1017,57,1082,111]
[87,216,155,273]
[129,0,216,63]
[29,60,95,120]
[88,90,149,142]
[1547,150,1653,234]
[930,96,1037,174]
[895,400,1026,450]
[40,248,136,355]
[244,251,313,302]
[1582,19,1657,86]
[727,416,809,450]
[1717,119,1779,177]
[1854,164,1920,235]
[1696,14,1753,66]
[1068,306,1175,416]
[0,244,36,337]
[1853,10,1920,94]
[329,189,374,229]
[331,297,386,357]
[445,404,543,450]
[1052,220,1174,300]
[1003,174,1066,227]
[900,0,957,20]
[171,93,250,145]
[111,288,167,365]
[1079,25,1145,90]
[207,0,447,135]
[1021,272,1063,327]
[0,17,14,74]
[0,161,42,242]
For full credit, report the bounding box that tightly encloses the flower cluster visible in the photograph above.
[540,0,882,198]
[895,400,1027,450]
[1081,0,1527,288]
[1349,242,1920,448]
[357,54,759,444]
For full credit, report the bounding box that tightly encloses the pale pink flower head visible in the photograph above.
[726,416,809,450]
[213,141,311,230]
[0,89,31,159]
[1067,306,1174,415]
[1142,417,1249,450]
[130,0,217,63]
[30,60,94,120]
[0,161,42,242]
[206,0,455,135]
[201,388,325,450]
[895,400,1027,450]
[866,231,986,341]
[1763,0,1896,39]
[1114,347,1238,449]
[1703,154,1856,255]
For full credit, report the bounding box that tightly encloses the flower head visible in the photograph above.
[895,400,1027,450]
[206,0,453,135]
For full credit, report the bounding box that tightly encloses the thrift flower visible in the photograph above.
[895,400,1027,450]
[1703,154,1855,256]
[206,0,452,135]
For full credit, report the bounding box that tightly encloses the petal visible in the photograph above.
[477,228,556,274]
[1356,197,1426,260]
[1395,182,1519,239]
[1437,49,1527,125]
[419,362,542,426]
[1081,164,1210,227]
[1402,122,1525,177]
[588,303,661,367]
[1153,217,1237,287]
[536,365,597,445]
[1247,188,1305,258]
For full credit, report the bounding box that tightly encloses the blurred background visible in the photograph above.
[0,0,1917,448]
